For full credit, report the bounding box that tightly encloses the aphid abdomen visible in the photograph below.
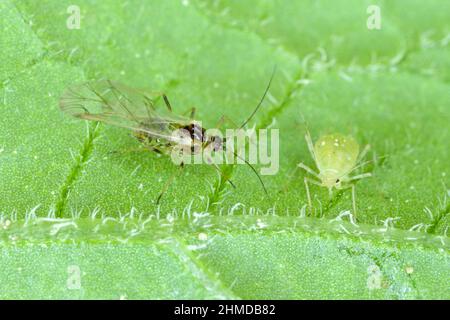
[314,134,359,176]
[133,131,171,152]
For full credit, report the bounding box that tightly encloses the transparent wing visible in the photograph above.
[59,80,189,139]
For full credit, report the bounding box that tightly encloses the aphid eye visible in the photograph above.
[336,179,340,183]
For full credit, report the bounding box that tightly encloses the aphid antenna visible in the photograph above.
[239,66,277,129]
[211,163,236,189]
[232,150,271,201]
[348,159,373,174]
[349,154,388,175]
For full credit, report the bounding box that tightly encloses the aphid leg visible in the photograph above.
[109,146,149,155]
[109,142,165,156]
[357,144,371,164]
[189,107,196,120]
[180,107,197,119]
[342,173,371,218]
[337,183,358,219]
[214,115,240,129]
[304,130,317,163]
[346,172,372,183]
[304,177,322,214]
[162,94,173,112]
[298,162,320,179]
[304,178,312,213]
[352,184,357,219]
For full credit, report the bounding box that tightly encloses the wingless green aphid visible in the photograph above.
[59,76,274,203]
[298,131,372,217]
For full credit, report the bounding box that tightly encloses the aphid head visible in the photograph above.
[176,122,204,154]
[319,169,342,189]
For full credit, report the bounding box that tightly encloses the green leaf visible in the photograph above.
[0,0,44,81]
[1,0,449,299]
[0,215,448,299]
